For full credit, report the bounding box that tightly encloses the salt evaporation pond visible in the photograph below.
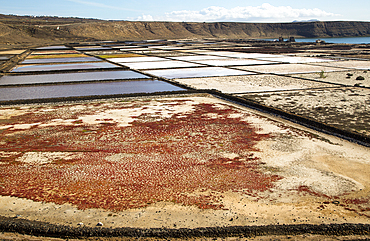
[254,56,334,64]
[0,80,186,101]
[145,67,254,79]
[31,50,81,55]
[235,64,344,75]
[169,56,230,61]
[11,62,120,72]
[0,70,150,86]
[120,60,202,70]
[108,56,167,63]
[75,47,112,51]
[201,52,283,58]
[35,46,71,50]
[190,59,277,67]
[21,57,102,64]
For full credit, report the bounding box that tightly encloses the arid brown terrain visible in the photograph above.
[1,14,370,49]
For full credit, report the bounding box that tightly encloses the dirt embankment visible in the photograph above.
[1,14,370,48]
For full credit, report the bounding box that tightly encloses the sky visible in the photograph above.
[1,0,369,23]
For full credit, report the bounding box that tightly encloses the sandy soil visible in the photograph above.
[0,95,369,229]
[234,63,346,75]
[0,50,26,55]
[312,60,370,70]
[174,74,337,93]
[242,87,370,136]
[291,69,370,87]
[0,232,369,241]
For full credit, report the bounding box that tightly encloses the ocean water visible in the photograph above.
[264,36,370,44]
[295,36,370,44]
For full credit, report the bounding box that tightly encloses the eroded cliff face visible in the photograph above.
[1,14,370,47]
[63,21,370,40]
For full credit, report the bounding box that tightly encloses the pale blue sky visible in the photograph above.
[1,0,369,22]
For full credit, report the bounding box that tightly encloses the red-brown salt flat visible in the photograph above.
[0,94,369,229]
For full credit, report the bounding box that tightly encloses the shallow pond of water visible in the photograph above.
[191,59,277,67]
[121,61,203,70]
[31,50,81,55]
[11,62,120,72]
[75,47,113,51]
[0,70,150,86]
[108,56,167,63]
[0,80,186,101]
[145,67,254,79]
[35,46,70,50]
[21,57,102,64]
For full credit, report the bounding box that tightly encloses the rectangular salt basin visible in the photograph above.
[21,57,102,64]
[290,70,370,87]
[27,54,89,59]
[312,60,370,70]
[190,59,277,67]
[0,50,26,55]
[174,75,336,94]
[168,56,230,61]
[195,52,283,58]
[98,54,145,59]
[235,64,346,74]
[147,46,184,50]
[174,49,212,53]
[0,70,150,86]
[118,46,142,49]
[75,47,113,51]
[255,56,334,64]
[31,50,81,55]
[108,46,132,49]
[11,62,120,73]
[0,80,186,101]
[120,61,203,70]
[36,46,70,50]
[143,52,193,57]
[0,56,11,61]
[120,48,150,51]
[108,57,167,63]
[145,67,254,79]
[221,53,287,59]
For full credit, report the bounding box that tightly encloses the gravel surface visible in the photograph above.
[240,87,370,137]
[291,69,370,87]
[234,63,347,74]
[312,60,370,70]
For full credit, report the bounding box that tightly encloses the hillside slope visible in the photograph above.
[1,14,370,48]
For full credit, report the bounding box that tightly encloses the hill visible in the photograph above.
[1,14,370,49]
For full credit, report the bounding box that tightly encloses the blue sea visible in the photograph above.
[264,36,370,44]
